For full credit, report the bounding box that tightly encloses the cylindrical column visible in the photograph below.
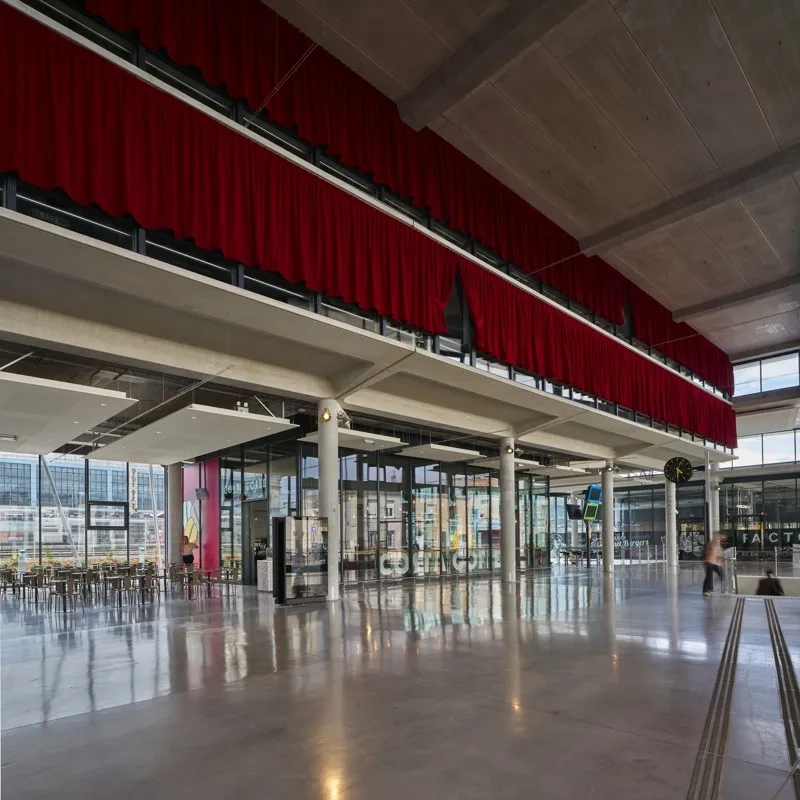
[318,399,341,600]
[602,463,614,574]
[499,437,516,583]
[665,479,677,568]
[710,462,720,535]
[167,463,183,566]
[570,519,580,548]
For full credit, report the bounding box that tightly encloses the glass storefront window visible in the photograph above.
[441,466,467,577]
[0,452,38,569]
[129,463,165,565]
[40,454,85,567]
[467,469,492,573]
[412,463,441,577]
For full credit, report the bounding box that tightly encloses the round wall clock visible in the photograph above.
[664,456,693,484]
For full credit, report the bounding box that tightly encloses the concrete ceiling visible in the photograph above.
[266,0,800,359]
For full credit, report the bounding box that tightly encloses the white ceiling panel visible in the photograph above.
[470,456,541,470]
[300,428,405,452]
[399,444,482,462]
[89,404,296,464]
[0,371,134,454]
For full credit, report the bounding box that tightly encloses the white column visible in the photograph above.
[570,519,580,548]
[499,437,516,583]
[710,462,720,535]
[665,479,677,568]
[318,399,341,601]
[602,462,614,574]
[167,463,183,566]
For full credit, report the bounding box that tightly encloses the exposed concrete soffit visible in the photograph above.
[397,0,591,131]
[673,274,800,323]
[581,140,800,255]
[512,410,587,438]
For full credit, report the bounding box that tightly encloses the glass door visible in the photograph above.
[242,499,269,585]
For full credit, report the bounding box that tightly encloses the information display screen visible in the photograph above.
[583,502,600,522]
[586,484,602,504]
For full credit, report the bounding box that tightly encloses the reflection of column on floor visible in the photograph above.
[499,438,516,583]
[602,463,614,574]
[667,568,679,652]
[603,578,617,659]
[501,585,522,730]
[570,519,580,549]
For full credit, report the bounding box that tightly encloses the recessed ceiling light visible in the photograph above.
[191,416,197,420]
[0,434,18,443]
[363,439,375,445]
[100,403,107,407]
[156,431,162,435]
[73,421,79,424]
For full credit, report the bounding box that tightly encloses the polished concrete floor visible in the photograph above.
[2,564,799,799]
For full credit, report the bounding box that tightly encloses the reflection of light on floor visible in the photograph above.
[326,774,341,799]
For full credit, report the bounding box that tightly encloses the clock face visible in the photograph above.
[664,456,693,484]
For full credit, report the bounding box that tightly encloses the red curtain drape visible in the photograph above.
[628,285,734,395]
[83,0,624,318]
[460,263,737,447]
[0,4,456,335]
[84,0,733,392]
[0,4,735,445]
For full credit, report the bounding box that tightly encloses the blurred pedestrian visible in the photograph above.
[702,532,725,597]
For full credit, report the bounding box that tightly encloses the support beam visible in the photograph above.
[499,437,516,583]
[581,140,800,255]
[673,273,800,323]
[601,462,614,575]
[318,399,341,601]
[397,0,591,131]
[665,479,677,569]
[167,463,182,567]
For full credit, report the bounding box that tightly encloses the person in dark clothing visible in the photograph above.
[756,569,785,596]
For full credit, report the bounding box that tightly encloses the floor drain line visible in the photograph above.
[765,599,800,799]
[686,597,745,800]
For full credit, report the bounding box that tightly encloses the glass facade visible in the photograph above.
[0,452,164,568]
[724,429,800,468]
[216,437,551,585]
[734,352,800,396]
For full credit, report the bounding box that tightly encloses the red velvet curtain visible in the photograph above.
[84,0,733,392]
[0,4,456,335]
[83,0,624,319]
[460,263,737,447]
[0,4,735,445]
[628,285,734,395]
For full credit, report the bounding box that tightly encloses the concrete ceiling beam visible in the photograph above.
[581,140,800,255]
[397,0,591,131]
[673,273,800,323]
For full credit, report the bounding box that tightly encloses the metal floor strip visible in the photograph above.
[686,597,745,800]
[765,599,800,799]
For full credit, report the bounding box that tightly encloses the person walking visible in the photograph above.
[702,532,725,597]
[181,535,198,567]
[756,568,785,596]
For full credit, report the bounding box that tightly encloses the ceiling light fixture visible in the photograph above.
[363,438,375,445]
[0,434,18,443]
[100,403,107,407]
[505,444,514,455]
[320,408,332,423]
